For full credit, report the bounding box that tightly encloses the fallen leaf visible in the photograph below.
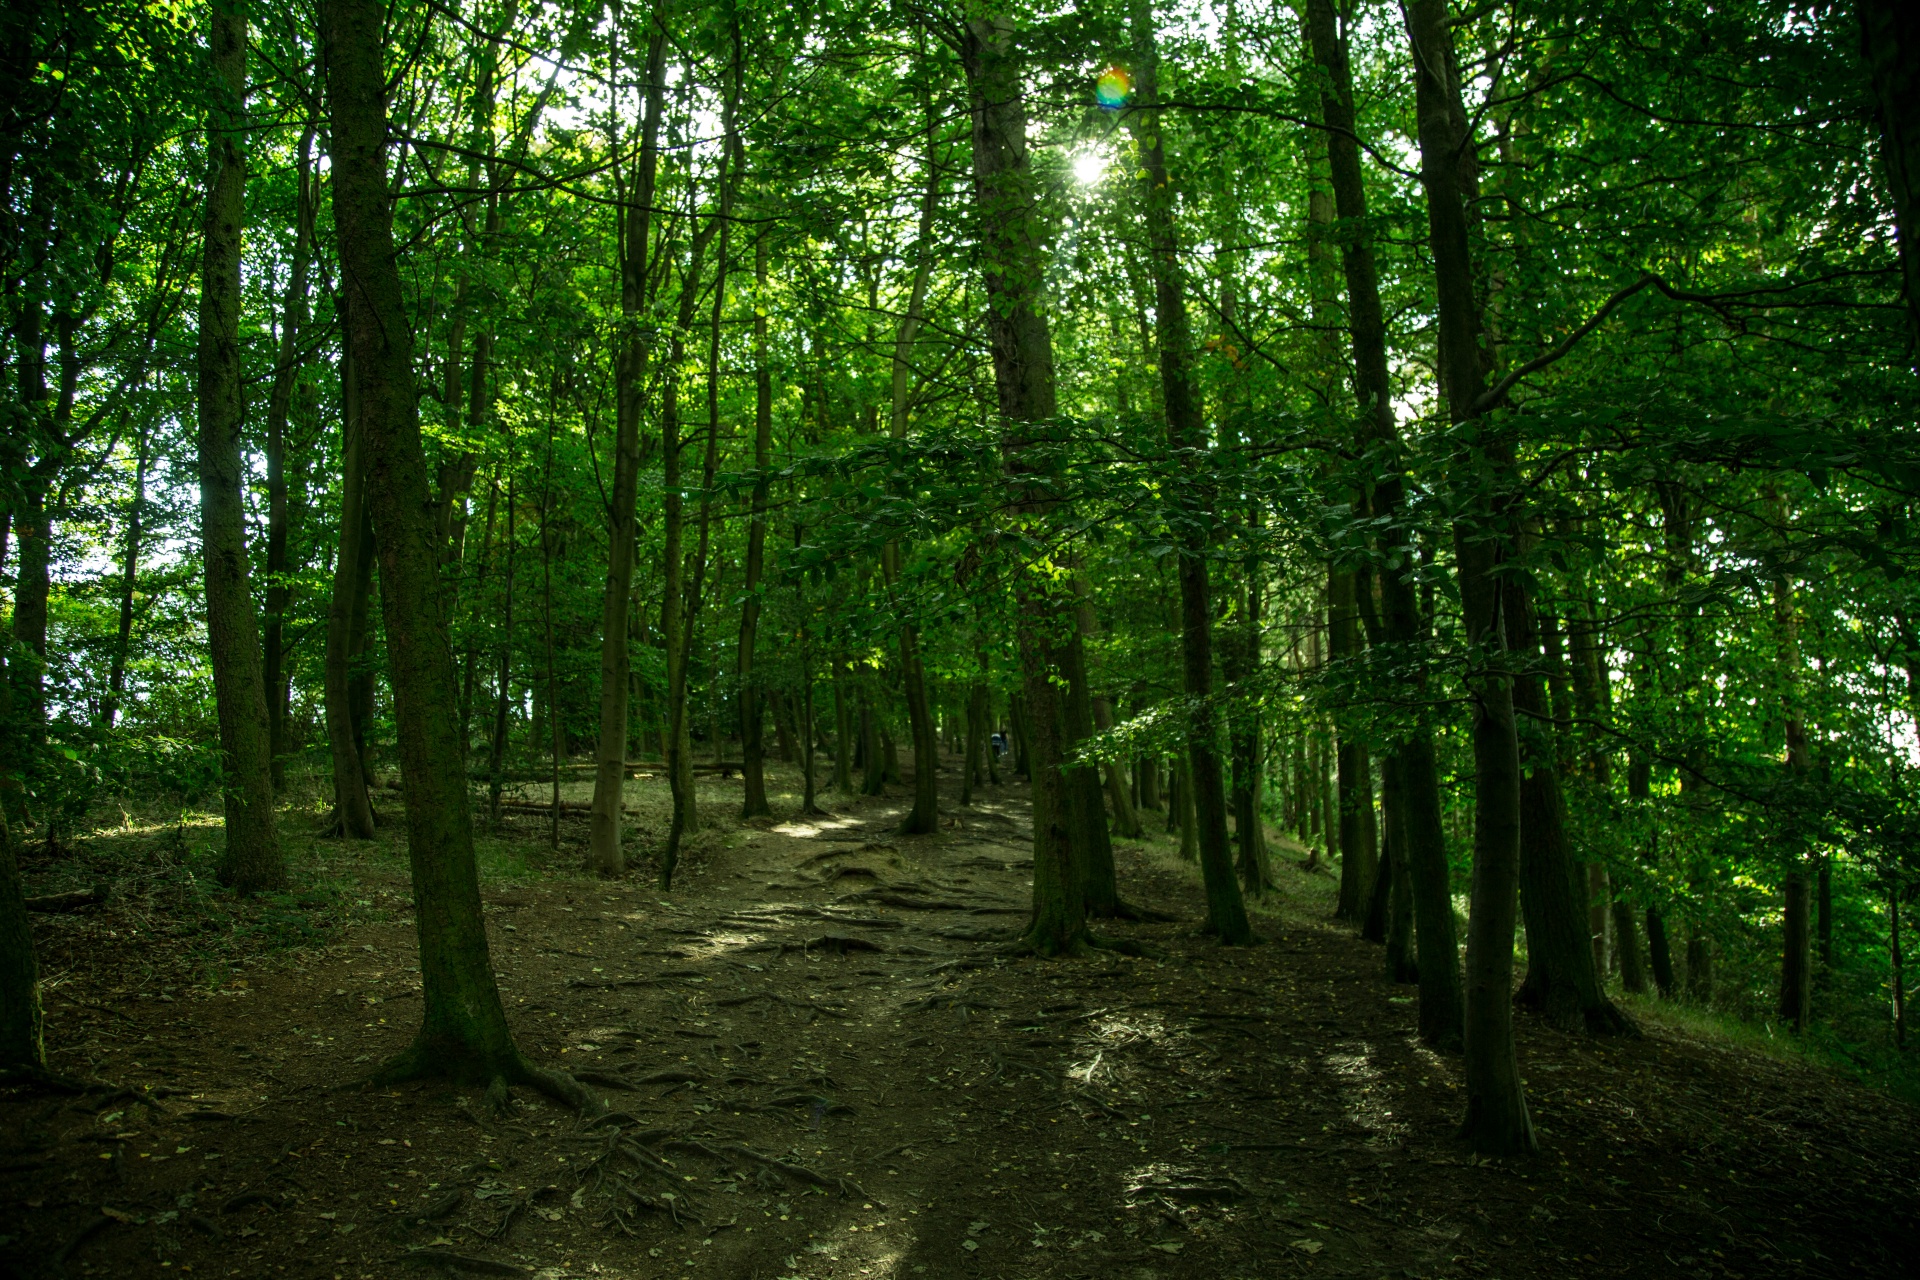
[1291,1239,1324,1254]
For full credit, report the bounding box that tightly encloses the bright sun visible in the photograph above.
[1072,151,1106,185]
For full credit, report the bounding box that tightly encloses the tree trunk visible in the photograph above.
[886,118,942,837]
[487,473,516,827]
[1127,0,1250,943]
[198,1,284,892]
[739,233,774,820]
[961,682,983,806]
[1892,886,1907,1050]
[961,11,1087,954]
[658,200,721,882]
[1092,695,1139,838]
[1404,0,1533,1152]
[589,24,666,873]
[262,125,315,789]
[1306,0,1463,1049]
[1775,557,1812,1032]
[1508,570,1629,1034]
[326,350,378,839]
[102,428,150,731]
[1137,755,1161,811]
[1332,566,1374,920]
[1861,0,1920,348]
[320,0,592,1110]
[831,656,854,793]
[0,678,42,1070]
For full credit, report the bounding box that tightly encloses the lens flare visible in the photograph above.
[1096,66,1131,109]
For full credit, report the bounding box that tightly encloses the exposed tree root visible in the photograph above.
[662,1138,881,1205]
[396,1248,529,1276]
[364,1042,607,1118]
[713,991,850,1018]
[0,1063,89,1094]
[1091,898,1178,924]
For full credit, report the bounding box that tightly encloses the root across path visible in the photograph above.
[4,766,1917,1279]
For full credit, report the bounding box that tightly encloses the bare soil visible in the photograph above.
[4,762,1917,1279]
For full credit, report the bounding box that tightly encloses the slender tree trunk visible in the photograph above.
[102,430,151,731]
[1892,886,1907,1050]
[1138,755,1161,811]
[659,213,721,882]
[1331,567,1374,920]
[198,0,283,892]
[589,25,666,873]
[1305,0,1463,1049]
[320,0,593,1109]
[326,350,378,839]
[488,473,517,827]
[540,406,563,853]
[1775,551,1813,1032]
[1404,0,1534,1153]
[1092,695,1139,837]
[262,126,315,789]
[860,694,885,796]
[886,117,942,837]
[738,234,774,819]
[831,655,854,794]
[1127,0,1250,943]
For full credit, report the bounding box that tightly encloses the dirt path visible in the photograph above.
[5,769,1918,1279]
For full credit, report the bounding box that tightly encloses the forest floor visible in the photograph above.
[3,760,1918,1280]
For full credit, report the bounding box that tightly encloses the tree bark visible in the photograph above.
[326,347,378,839]
[589,22,666,873]
[1331,567,1375,920]
[1775,554,1812,1032]
[321,0,593,1109]
[102,428,150,731]
[738,233,774,819]
[885,114,942,836]
[1307,0,1463,1048]
[961,9,1087,954]
[1508,570,1630,1034]
[1403,0,1534,1153]
[0,663,42,1070]
[1862,0,1920,348]
[1127,0,1251,943]
[198,0,284,892]
[658,174,723,882]
[262,125,315,788]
